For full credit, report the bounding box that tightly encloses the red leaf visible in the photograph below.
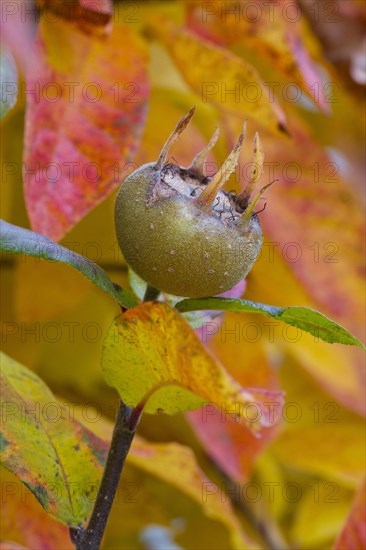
[36,0,113,36]
[334,479,366,550]
[24,16,149,240]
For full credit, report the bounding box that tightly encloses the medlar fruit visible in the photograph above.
[115,107,273,298]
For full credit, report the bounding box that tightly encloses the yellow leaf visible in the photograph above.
[133,88,217,168]
[292,483,354,549]
[129,438,252,550]
[0,353,106,526]
[150,19,286,133]
[186,1,329,111]
[63,407,255,550]
[0,360,253,549]
[0,109,28,228]
[269,357,366,487]
[101,302,284,431]
[14,258,91,322]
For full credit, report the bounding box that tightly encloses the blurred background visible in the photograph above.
[1,1,365,549]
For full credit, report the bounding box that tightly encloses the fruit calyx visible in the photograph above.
[146,105,275,230]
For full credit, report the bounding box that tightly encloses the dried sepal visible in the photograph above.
[156,105,196,170]
[189,127,220,177]
[237,132,264,210]
[240,179,278,228]
[195,122,246,208]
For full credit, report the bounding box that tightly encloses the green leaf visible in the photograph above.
[0,46,18,120]
[175,297,365,350]
[0,219,137,309]
[0,352,106,526]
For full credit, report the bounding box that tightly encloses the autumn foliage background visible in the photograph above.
[0,1,365,549]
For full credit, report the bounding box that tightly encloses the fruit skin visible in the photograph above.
[114,162,263,298]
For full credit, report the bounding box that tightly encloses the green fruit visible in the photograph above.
[115,107,273,298]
